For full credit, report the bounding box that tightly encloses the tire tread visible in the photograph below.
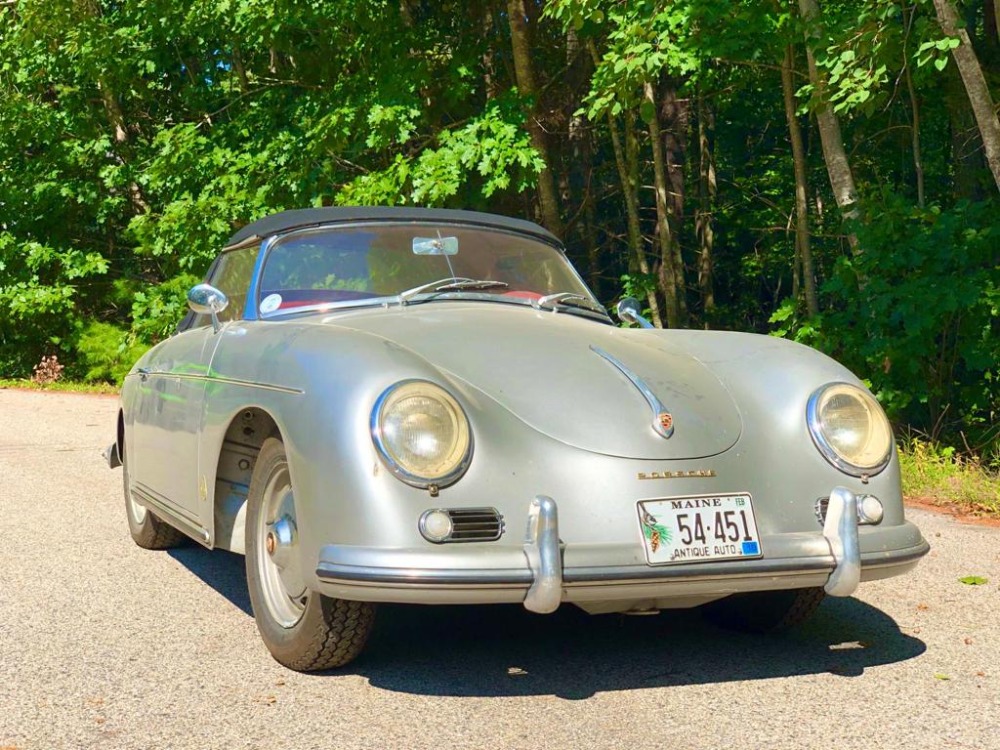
[291,598,377,671]
[702,586,826,633]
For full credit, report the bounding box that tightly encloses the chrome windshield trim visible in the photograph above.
[590,346,675,439]
[252,220,612,323]
[259,295,612,323]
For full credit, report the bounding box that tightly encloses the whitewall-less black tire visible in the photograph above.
[123,447,186,550]
[245,437,375,671]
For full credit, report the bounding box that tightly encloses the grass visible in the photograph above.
[899,438,1000,518]
[0,377,119,395]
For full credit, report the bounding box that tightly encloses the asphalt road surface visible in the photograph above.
[1,388,998,750]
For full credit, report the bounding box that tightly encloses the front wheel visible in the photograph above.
[700,587,826,633]
[245,437,375,671]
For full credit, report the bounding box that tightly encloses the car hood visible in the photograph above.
[327,303,742,460]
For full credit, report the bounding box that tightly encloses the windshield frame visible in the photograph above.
[252,220,611,323]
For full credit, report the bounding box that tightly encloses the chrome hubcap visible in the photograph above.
[256,464,307,628]
[266,514,296,569]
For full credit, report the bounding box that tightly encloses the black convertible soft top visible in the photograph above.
[225,207,560,248]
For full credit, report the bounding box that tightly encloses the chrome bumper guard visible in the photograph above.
[522,496,562,613]
[822,486,861,597]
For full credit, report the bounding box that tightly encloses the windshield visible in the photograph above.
[257,223,604,318]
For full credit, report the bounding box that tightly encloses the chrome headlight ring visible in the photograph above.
[807,382,893,477]
[371,380,473,489]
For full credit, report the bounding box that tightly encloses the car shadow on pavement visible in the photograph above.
[165,546,926,700]
[169,546,253,616]
[351,597,925,700]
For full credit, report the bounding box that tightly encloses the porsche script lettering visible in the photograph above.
[637,469,716,480]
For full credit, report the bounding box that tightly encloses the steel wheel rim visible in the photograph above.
[256,461,308,628]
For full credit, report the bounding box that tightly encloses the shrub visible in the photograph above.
[75,322,150,384]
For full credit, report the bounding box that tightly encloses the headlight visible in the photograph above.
[371,380,472,488]
[807,383,893,476]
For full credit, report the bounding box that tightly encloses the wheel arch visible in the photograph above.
[210,405,282,554]
[116,409,125,460]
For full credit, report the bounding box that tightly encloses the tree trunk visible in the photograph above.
[781,45,819,316]
[565,28,599,293]
[659,84,689,322]
[506,0,563,234]
[481,3,499,100]
[904,58,926,207]
[695,90,716,325]
[644,80,683,328]
[932,0,1000,194]
[232,42,251,95]
[624,111,665,327]
[797,0,861,250]
[948,66,984,201]
[585,40,661,325]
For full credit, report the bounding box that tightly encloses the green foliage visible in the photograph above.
[898,437,1000,516]
[0,377,119,395]
[807,0,899,115]
[75,321,149,384]
[774,195,999,453]
[130,274,202,343]
[915,35,960,71]
[548,0,706,119]
[338,97,546,206]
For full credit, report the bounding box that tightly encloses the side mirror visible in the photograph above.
[187,284,229,333]
[616,297,654,329]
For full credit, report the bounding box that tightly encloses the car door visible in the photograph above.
[129,245,260,536]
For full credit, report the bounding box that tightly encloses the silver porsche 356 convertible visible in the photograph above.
[106,207,928,671]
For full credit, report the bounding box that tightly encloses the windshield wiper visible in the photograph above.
[533,292,604,315]
[437,279,509,292]
[399,277,509,305]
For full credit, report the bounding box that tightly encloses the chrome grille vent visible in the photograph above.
[815,497,829,525]
[446,508,504,542]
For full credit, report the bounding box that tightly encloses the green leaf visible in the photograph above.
[933,673,951,681]
[959,576,988,585]
[639,98,655,124]
[934,57,949,72]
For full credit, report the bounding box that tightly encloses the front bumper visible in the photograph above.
[314,487,929,612]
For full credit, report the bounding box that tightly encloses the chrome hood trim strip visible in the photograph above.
[590,345,674,439]
[127,370,303,395]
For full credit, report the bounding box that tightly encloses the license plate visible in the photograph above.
[637,493,762,565]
